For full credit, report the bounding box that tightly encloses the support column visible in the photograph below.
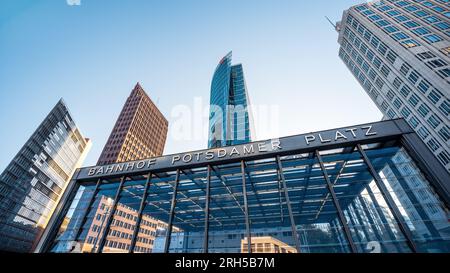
[203,165,211,253]
[276,156,301,253]
[316,151,358,253]
[164,169,181,253]
[74,178,102,244]
[241,161,252,253]
[357,144,417,253]
[97,176,126,253]
[129,173,152,253]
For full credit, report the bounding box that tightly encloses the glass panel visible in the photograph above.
[168,167,207,253]
[77,177,121,253]
[102,177,146,253]
[365,145,450,253]
[246,158,298,253]
[207,162,247,253]
[319,148,411,253]
[147,170,178,253]
[279,153,351,253]
[50,181,97,253]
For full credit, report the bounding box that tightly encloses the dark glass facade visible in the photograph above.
[38,119,450,253]
[0,100,90,252]
[208,52,253,148]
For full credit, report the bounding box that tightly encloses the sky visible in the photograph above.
[0,0,382,170]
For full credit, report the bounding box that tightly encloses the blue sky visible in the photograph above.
[0,0,382,170]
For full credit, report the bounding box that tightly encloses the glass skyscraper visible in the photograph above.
[208,52,254,148]
[0,99,91,252]
[337,0,450,172]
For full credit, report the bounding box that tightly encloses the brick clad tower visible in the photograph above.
[97,83,168,165]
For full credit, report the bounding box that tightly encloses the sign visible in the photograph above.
[77,120,411,180]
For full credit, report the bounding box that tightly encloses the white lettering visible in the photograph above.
[172,155,181,164]
[345,128,358,138]
[258,143,268,152]
[243,145,254,154]
[217,149,227,158]
[305,135,316,145]
[335,130,348,141]
[137,161,146,169]
[182,153,193,163]
[230,147,240,157]
[205,151,214,160]
[318,133,332,143]
[96,167,104,175]
[271,139,282,151]
[88,168,96,176]
[147,159,156,168]
[363,125,377,136]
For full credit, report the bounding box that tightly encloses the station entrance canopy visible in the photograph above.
[38,119,450,253]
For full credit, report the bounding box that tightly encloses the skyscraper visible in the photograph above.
[337,0,450,171]
[208,52,254,148]
[0,99,91,252]
[97,83,168,165]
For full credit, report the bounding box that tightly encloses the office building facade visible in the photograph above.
[337,0,450,171]
[208,52,254,148]
[97,82,168,165]
[0,99,91,252]
[37,119,450,253]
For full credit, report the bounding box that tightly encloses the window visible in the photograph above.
[437,151,450,165]
[402,39,420,48]
[400,85,411,98]
[384,26,399,33]
[423,34,443,43]
[412,27,431,36]
[418,127,431,139]
[440,47,450,56]
[424,16,440,23]
[438,68,450,78]
[386,51,398,64]
[408,94,420,107]
[417,80,430,94]
[394,15,409,22]
[427,59,447,68]
[403,21,420,28]
[435,22,450,30]
[393,77,404,90]
[409,115,420,128]
[417,51,436,60]
[427,90,442,104]
[418,104,431,117]
[401,106,412,118]
[427,114,442,129]
[393,98,403,108]
[438,126,450,142]
[392,32,409,41]
[369,14,382,21]
[439,100,449,116]
[427,138,441,152]
[375,20,390,27]
[408,70,420,85]
[400,63,411,76]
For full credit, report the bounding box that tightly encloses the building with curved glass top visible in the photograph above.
[36,119,450,253]
[208,52,254,148]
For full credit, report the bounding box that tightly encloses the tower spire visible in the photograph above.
[325,16,338,32]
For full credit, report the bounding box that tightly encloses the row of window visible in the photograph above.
[354,1,450,81]
[341,50,450,167]
[339,19,449,168]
